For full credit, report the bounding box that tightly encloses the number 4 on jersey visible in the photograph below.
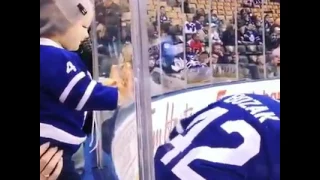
[66,61,77,74]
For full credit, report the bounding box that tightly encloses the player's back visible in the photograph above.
[154,94,280,180]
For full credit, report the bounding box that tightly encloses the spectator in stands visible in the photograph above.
[229,53,237,64]
[96,0,121,29]
[186,58,199,69]
[243,0,262,7]
[196,8,206,17]
[212,54,219,64]
[184,16,197,34]
[210,24,223,45]
[243,24,262,44]
[222,24,236,46]
[207,11,222,28]
[212,43,229,64]
[186,44,197,61]
[249,54,263,66]
[272,21,280,33]
[265,16,280,50]
[264,14,272,34]
[218,22,227,37]
[267,47,280,78]
[189,33,203,53]
[182,0,191,13]
[96,0,122,57]
[158,6,171,24]
[238,8,253,28]
[211,54,223,74]
[193,15,205,31]
[266,26,280,50]
[254,17,263,37]
[198,51,210,67]
[40,143,63,180]
[242,0,253,7]
[186,51,209,69]
[174,0,191,13]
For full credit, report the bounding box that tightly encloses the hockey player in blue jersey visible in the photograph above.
[154,94,280,180]
[40,0,128,179]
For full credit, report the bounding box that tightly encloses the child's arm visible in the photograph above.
[40,52,118,111]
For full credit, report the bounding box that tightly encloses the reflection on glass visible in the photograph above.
[90,0,280,179]
[92,0,137,179]
[94,0,134,104]
[263,0,280,79]
[145,0,280,95]
[207,1,237,82]
[235,1,262,79]
[149,0,188,95]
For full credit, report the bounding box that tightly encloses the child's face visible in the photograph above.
[59,10,94,51]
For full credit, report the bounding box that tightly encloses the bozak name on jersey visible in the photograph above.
[154,93,280,180]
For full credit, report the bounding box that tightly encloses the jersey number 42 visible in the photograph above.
[160,107,262,180]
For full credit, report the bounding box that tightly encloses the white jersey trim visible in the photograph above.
[40,123,86,145]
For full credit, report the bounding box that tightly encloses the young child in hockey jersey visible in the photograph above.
[40,0,128,179]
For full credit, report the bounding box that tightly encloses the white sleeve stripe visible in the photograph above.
[76,81,97,111]
[40,123,86,145]
[59,72,86,103]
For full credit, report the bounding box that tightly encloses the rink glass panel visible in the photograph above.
[91,0,280,179]
[91,0,139,179]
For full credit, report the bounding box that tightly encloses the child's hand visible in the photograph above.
[102,78,117,87]
[103,63,134,106]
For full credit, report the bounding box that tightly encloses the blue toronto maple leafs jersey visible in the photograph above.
[154,94,280,180]
[40,38,118,155]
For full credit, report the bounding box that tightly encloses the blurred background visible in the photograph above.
[93,0,280,96]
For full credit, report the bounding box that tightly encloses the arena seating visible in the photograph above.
[117,0,280,87]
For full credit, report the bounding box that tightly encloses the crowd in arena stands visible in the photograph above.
[94,0,280,84]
